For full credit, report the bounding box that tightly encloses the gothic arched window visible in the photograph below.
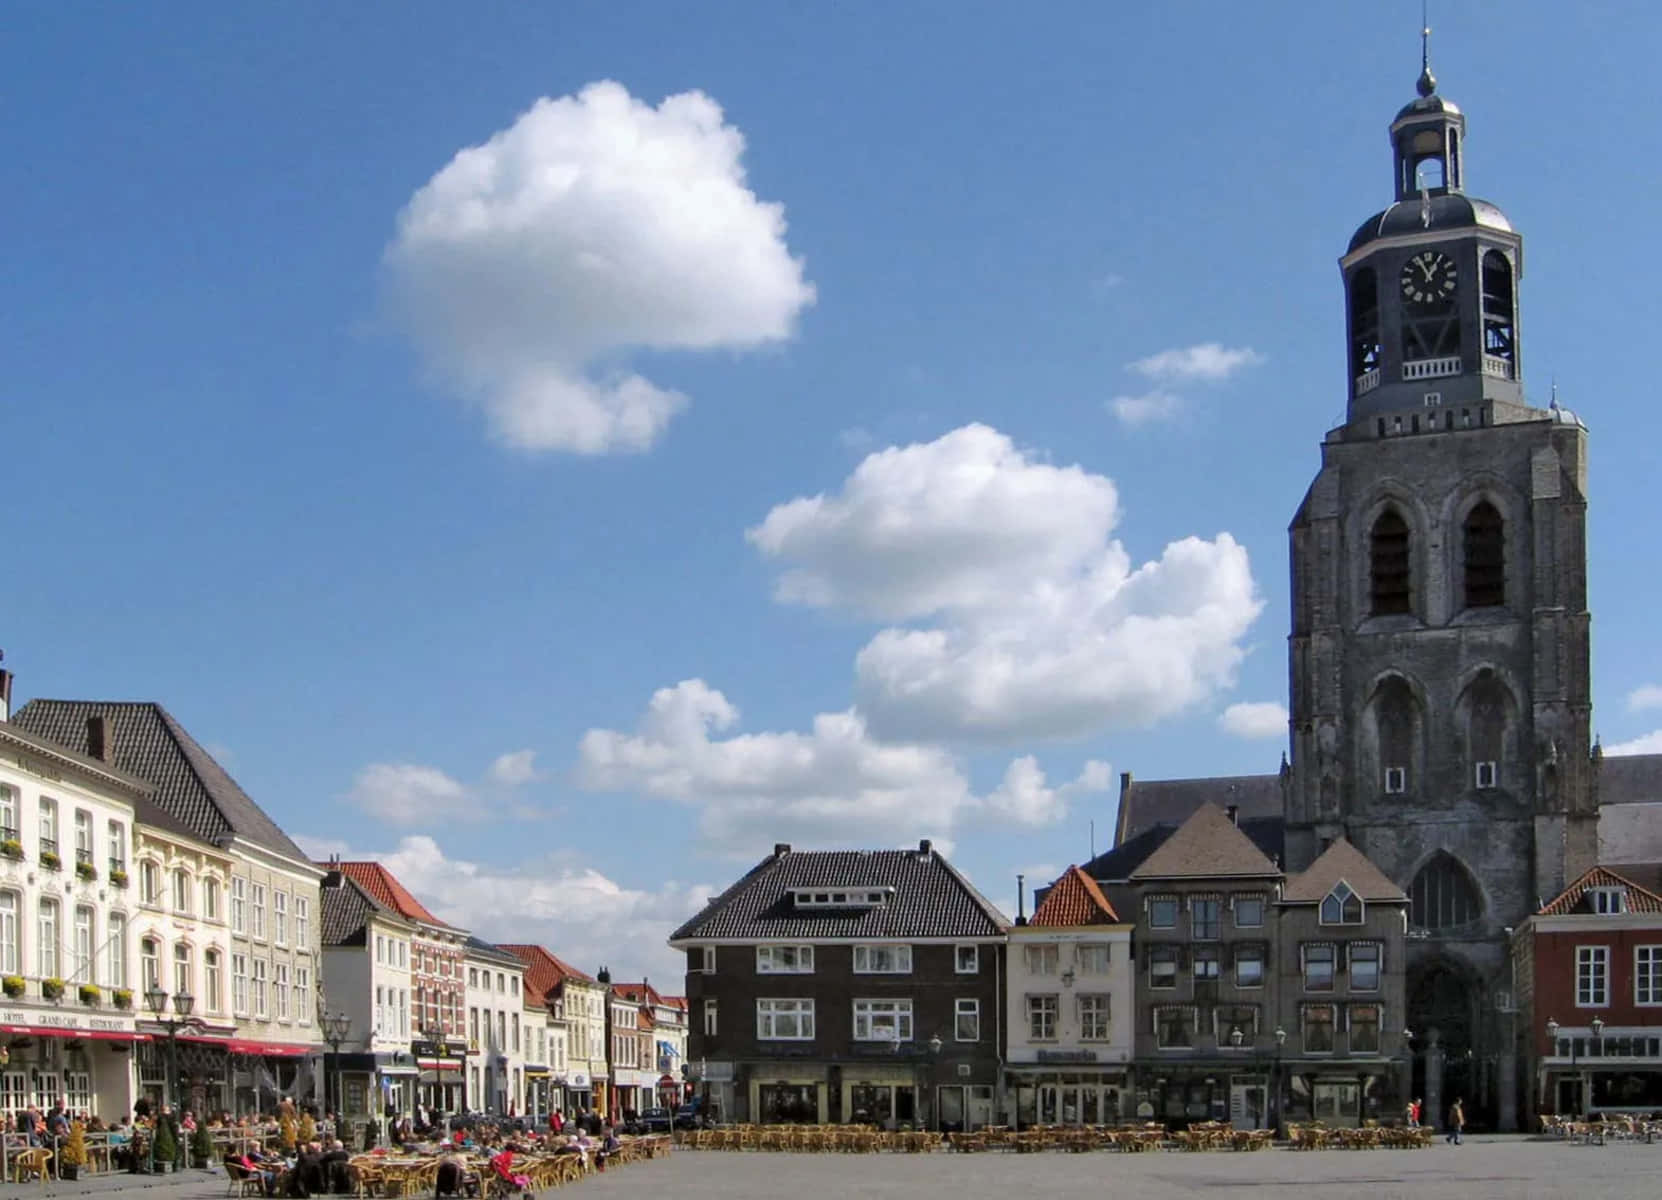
[1460,669,1513,791]
[1463,501,1505,609]
[1409,853,1483,930]
[1370,509,1412,616]
[1371,676,1421,795]
[1320,882,1364,925]
[1349,268,1381,386]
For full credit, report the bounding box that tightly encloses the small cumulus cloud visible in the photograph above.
[1627,685,1662,713]
[1219,701,1289,740]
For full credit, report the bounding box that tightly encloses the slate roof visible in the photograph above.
[321,871,405,947]
[1116,771,1283,845]
[669,843,1009,942]
[465,935,526,967]
[1029,866,1120,927]
[1082,817,1284,884]
[500,944,597,1006]
[1129,804,1282,881]
[1282,838,1406,903]
[335,861,457,930]
[1538,865,1662,916]
[1600,753,1662,805]
[10,700,310,861]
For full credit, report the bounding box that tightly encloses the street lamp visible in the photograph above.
[323,1012,353,1134]
[145,983,196,1159]
[1545,1016,1604,1118]
[1271,1027,1287,1136]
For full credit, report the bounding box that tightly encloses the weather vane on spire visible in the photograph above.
[1417,2,1437,97]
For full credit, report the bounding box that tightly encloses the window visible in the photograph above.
[755,998,815,1040]
[251,884,266,939]
[1370,508,1412,616]
[275,963,290,1021]
[140,861,161,905]
[1190,897,1221,940]
[955,998,981,1041]
[74,906,93,984]
[253,958,268,1016]
[174,943,191,996]
[295,895,310,947]
[1590,887,1628,915]
[1148,897,1178,929]
[203,878,221,921]
[469,1008,479,1043]
[38,798,58,858]
[107,820,125,876]
[173,870,192,914]
[1637,947,1662,1006]
[852,944,912,974]
[497,972,505,993]
[106,912,125,989]
[140,937,160,990]
[37,899,59,979]
[1302,1003,1336,1053]
[853,998,914,1042]
[1410,853,1483,929]
[512,1012,520,1052]
[1320,882,1363,925]
[205,950,223,1012]
[1076,943,1111,974]
[1023,944,1059,976]
[1578,945,1609,1007]
[1210,1004,1256,1049]
[1474,760,1498,789]
[1463,501,1505,609]
[703,998,718,1036]
[1349,1003,1381,1053]
[1233,896,1264,928]
[65,1071,90,1115]
[0,893,17,976]
[1349,942,1381,991]
[73,810,93,866]
[955,945,979,974]
[1154,1005,1198,1050]
[1150,946,1178,990]
[232,954,249,1015]
[231,877,246,933]
[0,785,15,839]
[1303,944,1335,992]
[1078,994,1110,1041]
[274,892,288,945]
[1383,766,1407,794]
[1193,946,1221,980]
[755,945,814,974]
[1027,994,1058,1041]
[1235,943,1264,988]
[468,968,479,987]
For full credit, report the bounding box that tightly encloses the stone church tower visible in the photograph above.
[1284,55,1596,1116]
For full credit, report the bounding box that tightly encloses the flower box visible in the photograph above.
[41,977,65,1001]
[75,861,97,882]
[112,988,134,1010]
[109,868,129,888]
[39,851,61,871]
[0,840,23,862]
[1,976,24,999]
[79,984,101,1007]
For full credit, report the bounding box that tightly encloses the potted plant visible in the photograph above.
[2,975,24,999]
[190,1122,214,1170]
[110,867,129,888]
[59,1120,87,1180]
[0,839,22,862]
[39,849,61,871]
[112,987,134,1010]
[279,1112,297,1152]
[299,1112,318,1144]
[79,983,101,1007]
[41,977,65,1001]
[75,860,97,882]
[151,1116,177,1173]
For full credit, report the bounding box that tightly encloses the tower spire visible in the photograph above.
[1417,3,1437,97]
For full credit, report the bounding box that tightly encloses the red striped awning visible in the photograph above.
[0,1024,148,1042]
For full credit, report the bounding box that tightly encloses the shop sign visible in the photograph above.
[566,1071,590,1088]
[1036,1049,1097,1063]
[700,1061,735,1082]
[411,1039,464,1060]
[0,1009,136,1034]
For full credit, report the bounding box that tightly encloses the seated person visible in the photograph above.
[234,1150,280,1197]
[595,1127,621,1171]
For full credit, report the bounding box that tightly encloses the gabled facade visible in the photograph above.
[501,942,603,1116]
[319,868,417,1122]
[1514,866,1662,1122]
[1005,867,1133,1126]
[464,936,525,1116]
[612,980,687,1112]
[670,839,1008,1131]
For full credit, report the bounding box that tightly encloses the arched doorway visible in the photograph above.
[1408,959,1487,1128]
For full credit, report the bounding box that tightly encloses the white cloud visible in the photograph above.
[301,834,705,985]
[1607,730,1662,756]
[347,763,473,824]
[1109,390,1182,427]
[1130,343,1264,383]
[577,678,1107,855]
[1219,701,1289,740]
[749,424,1263,743]
[1627,685,1662,713]
[489,749,542,786]
[383,80,815,455]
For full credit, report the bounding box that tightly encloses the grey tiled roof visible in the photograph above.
[1282,837,1405,903]
[465,935,526,966]
[1081,817,1284,884]
[11,700,310,862]
[320,873,398,947]
[669,844,1009,942]
[1601,753,1662,805]
[1116,772,1283,844]
[1130,804,1281,881]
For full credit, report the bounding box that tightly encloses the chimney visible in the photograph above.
[1226,804,1239,826]
[0,656,11,722]
[773,842,791,857]
[1015,873,1027,927]
[86,714,112,763]
[918,838,932,858]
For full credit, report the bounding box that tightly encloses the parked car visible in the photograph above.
[673,1103,710,1130]
[636,1107,672,1133]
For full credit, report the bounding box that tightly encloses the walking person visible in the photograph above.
[1445,1097,1464,1145]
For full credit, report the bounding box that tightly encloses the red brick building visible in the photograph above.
[1514,866,1662,1122]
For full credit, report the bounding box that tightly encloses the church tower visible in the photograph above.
[1285,47,1596,1118]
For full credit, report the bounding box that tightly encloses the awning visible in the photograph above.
[0,1024,147,1043]
[657,1041,678,1057]
[523,1065,551,1076]
[221,1039,313,1058]
[417,1059,461,1072]
[379,1065,420,1077]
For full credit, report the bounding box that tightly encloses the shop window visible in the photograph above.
[1302,1004,1336,1053]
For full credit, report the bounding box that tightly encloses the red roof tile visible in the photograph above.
[1030,866,1120,926]
[1538,865,1662,916]
[335,862,457,930]
[499,943,596,1004]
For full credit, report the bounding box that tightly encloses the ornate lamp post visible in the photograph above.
[323,1012,354,1132]
[1545,1015,1603,1117]
[1271,1026,1287,1135]
[145,983,196,1118]
[926,1033,943,1130]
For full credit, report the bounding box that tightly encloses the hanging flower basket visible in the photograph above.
[112,988,134,1010]
[79,984,101,1007]
[41,977,66,1001]
[1,976,24,999]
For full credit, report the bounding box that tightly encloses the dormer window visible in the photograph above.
[1589,887,1627,915]
[1320,882,1364,926]
[792,887,891,909]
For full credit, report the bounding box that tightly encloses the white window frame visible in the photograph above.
[0,786,15,837]
[755,944,814,974]
[852,944,912,974]
[703,998,718,1036]
[1026,994,1057,1041]
[37,898,59,980]
[273,891,289,946]
[1576,945,1609,1008]
[1076,943,1111,974]
[203,878,221,922]
[295,895,310,948]
[105,911,126,990]
[853,998,914,1042]
[1383,766,1407,794]
[253,957,269,1017]
[73,906,94,984]
[205,950,223,1013]
[955,997,980,1042]
[1349,941,1382,992]
[231,877,246,934]
[1147,896,1178,929]
[1078,993,1111,1041]
[0,892,19,977]
[1232,895,1265,928]
[1022,943,1059,976]
[1474,760,1498,789]
[173,869,192,915]
[1590,887,1627,915]
[955,945,979,974]
[1637,946,1662,1007]
[755,998,816,1041]
[232,954,249,1016]
[251,883,267,940]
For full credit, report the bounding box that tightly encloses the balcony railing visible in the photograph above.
[1481,354,1515,380]
[1402,356,1461,381]
[1353,368,1382,396]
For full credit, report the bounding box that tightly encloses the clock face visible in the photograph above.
[1400,251,1457,308]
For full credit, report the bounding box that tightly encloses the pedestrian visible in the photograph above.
[1445,1097,1464,1145]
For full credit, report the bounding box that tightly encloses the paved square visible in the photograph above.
[577,1138,1662,1200]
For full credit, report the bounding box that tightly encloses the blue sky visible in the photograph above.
[7,2,1661,980]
